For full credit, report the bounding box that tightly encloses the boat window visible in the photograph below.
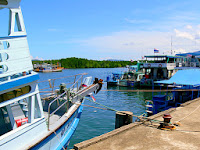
[0,41,10,50]
[0,106,12,136]
[14,13,22,32]
[0,65,8,74]
[0,86,31,102]
[0,76,8,82]
[0,94,43,136]
[0,0,8,5]
[0,53,9,62]
[34,96,42,119]
[11,101,28,127]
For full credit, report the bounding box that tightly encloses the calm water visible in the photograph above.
[38,68,153,149]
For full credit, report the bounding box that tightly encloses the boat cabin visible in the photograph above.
[142,55,178,80]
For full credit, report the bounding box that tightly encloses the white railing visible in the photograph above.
[39,73,88,130]
[143,63,176,69]
[38,73,87,96]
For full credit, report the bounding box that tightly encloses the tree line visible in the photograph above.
[32,57,137,69]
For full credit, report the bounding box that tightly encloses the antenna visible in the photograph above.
[171,36,172,55]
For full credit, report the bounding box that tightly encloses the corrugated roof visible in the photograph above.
[176,51,200,57]
[144,55,182,58]
[156,69,200,86]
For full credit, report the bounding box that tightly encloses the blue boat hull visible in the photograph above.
[30,104,83,150]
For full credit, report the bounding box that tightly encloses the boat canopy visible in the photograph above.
[156,69,200,86]
[176,51,200,57]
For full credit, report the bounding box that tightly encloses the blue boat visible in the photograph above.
[106,72,124,86]
[0,1,102,149]
[145,69,200,116]
[106,64,144,87]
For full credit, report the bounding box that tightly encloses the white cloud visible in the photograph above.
[76,31,172,60]
[186,25,193,30]
[31,56,44,60]
[99,57,113,60]
[174,29,194,40]
[66,25,200,60]
[174,48,187,54]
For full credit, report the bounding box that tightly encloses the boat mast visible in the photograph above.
[171,36,173,55]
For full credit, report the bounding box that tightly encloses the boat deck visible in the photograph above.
[43,111,61,126]
[11,102,62,127]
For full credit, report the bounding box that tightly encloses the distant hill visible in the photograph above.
[106,59,126,61]
[32,57,136,69]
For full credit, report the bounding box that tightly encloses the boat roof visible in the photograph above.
[156,69,200,86]
[176,50,200,57]
[144,55,182,58]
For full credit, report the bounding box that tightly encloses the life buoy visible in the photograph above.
[15,117,28,127]
[158,64,162,68]
[147,64,151,68]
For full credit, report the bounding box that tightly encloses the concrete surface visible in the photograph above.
[74,98,200,150]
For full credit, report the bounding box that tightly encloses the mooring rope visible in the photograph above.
[102,89,200,92]
[81,95,162,123]
[175,102,200,123]
[53,131,65,150]
[82,104,108,110]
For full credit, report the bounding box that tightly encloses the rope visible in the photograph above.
[82,96,162,123]
[53,131,65,150]
[82,104,108,110]
[176,102,200,122]
[83,96,118,112]
[175,129,200,133]
[143,122,200,133]
[102,89,200,92]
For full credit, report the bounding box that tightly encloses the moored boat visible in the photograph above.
[0,1,102,149]
[34,63,64,73]
[145,69,200,116]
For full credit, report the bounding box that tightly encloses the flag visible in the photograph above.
[154,48,159,53]
[82,84,87,87]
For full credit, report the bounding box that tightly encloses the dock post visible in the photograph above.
[115,111,133,129]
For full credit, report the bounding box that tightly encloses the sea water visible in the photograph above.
[38,68,153,149]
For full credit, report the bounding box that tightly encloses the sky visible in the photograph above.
[1,0,200,60]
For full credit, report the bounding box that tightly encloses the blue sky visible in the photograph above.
[1,0,200,60]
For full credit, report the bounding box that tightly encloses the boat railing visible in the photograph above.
[39,73,87,97]
[45,73,87,130]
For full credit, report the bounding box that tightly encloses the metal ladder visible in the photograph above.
[145,100,154,116]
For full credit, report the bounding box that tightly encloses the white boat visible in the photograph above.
[0,1,103,149]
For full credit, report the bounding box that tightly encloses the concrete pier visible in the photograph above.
[74,98,200,150]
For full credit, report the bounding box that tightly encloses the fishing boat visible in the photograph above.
[106,72,124,86]
[106,64,144,87]
[34,63,64,73]
[140,55,179,88]
[0,1,102,149]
